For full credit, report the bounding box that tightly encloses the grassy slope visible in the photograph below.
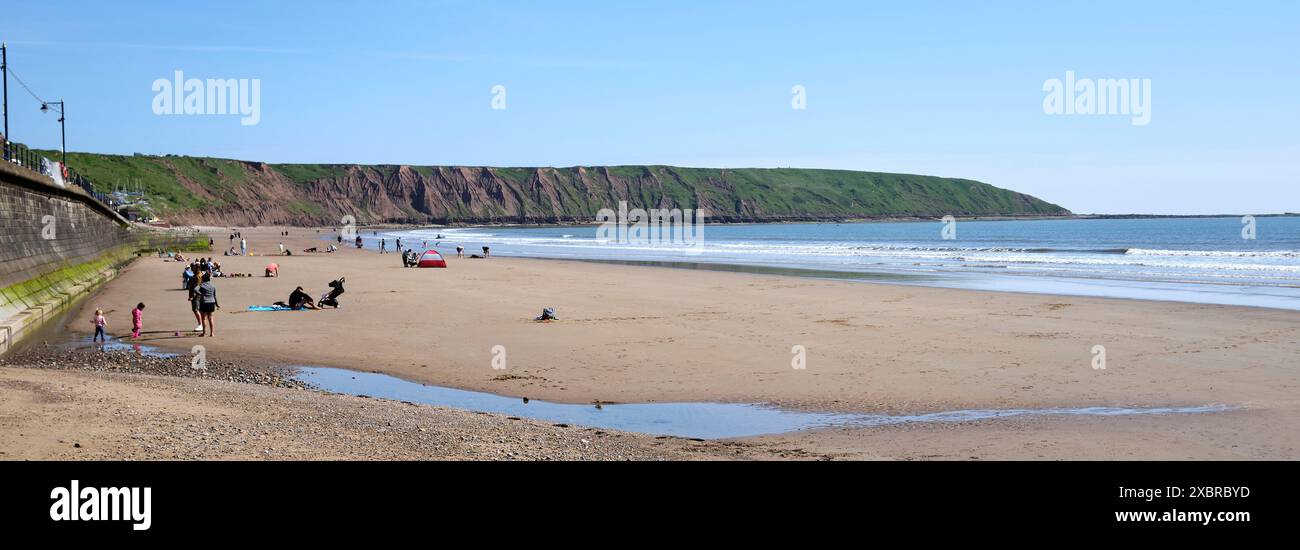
[46,151,1069,221]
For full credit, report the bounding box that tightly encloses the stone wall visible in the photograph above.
[0,162,202,354]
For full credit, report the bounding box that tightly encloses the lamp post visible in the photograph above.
[2,42,9,162]
[40,99,65,167]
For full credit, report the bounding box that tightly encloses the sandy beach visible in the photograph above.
[11,226,1300,459]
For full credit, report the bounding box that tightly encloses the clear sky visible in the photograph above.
[2,0,1296,214]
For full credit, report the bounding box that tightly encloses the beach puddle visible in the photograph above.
[293,367,1232,439]
[50,336,180,358]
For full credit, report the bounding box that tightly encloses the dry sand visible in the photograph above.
[7,225,1299,459]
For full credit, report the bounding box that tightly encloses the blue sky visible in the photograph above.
[2,0,1296,214]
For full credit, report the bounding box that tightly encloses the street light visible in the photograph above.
[40,99,65,167]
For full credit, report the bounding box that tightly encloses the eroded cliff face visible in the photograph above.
[59,153,1069,226]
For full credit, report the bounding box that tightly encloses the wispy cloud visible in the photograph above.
[9,40,640,68]
[8,40,307,55]
[383,50,642,69]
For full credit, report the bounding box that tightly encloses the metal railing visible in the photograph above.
[3,140,110,204]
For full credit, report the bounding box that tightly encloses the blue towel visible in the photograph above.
[246,305,297,311]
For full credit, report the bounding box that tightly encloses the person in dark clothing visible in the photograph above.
[286,288,318,309]
[187,271,204,332]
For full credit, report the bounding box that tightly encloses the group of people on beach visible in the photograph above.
[93,227,500,346]
[184,263,220,336]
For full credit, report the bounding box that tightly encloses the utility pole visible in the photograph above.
[58,98,65,166]
[2,42,9,162]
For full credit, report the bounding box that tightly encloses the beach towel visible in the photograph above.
[246,305,300,311]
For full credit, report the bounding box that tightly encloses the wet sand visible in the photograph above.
[19,225,1300,459]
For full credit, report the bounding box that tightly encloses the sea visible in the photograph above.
[369,216,1300,310]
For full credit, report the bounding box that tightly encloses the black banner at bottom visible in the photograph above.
[1,460,1286,540]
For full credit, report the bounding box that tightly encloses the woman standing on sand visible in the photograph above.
[186,273,204,333]
[197,272,219,337]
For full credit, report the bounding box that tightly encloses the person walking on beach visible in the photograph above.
[198,273,219,337]
[240,237,247,256]
[396,238,402,251]
[131,303,146,339]
[90,309,108,343]
[380,238,387,254]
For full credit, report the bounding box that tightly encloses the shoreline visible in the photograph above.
[8,225,1297,459]
[200,212,1300,233]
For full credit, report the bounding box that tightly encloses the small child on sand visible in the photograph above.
[131,302,146,338]
[91,309,107,343]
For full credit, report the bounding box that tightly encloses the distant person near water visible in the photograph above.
[482,246,490,257]
[456,246,464,257]
[240,238,247,256]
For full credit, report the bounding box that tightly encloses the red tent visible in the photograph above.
[417,249,448,268]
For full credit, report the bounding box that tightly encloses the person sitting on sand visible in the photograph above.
[290,286,319,310]
[274,286,319,310]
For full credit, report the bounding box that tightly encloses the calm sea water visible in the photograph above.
[378,217,1300,310]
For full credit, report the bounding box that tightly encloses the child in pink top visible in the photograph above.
[91,309,107,343]
[131,302,146,338]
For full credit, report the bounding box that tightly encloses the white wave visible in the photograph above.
[1126,248,1300,258]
